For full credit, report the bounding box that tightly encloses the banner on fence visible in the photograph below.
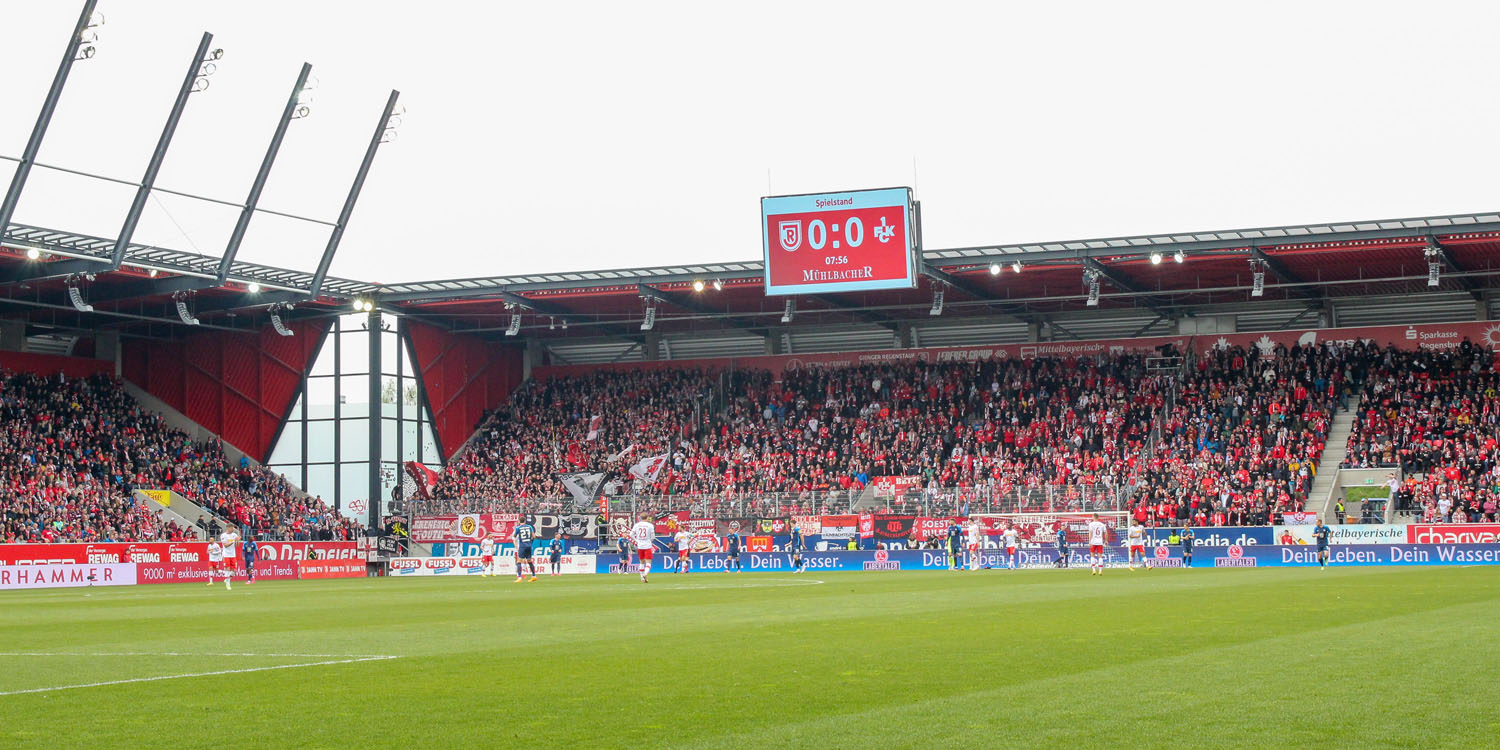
[409,514,521,544]
[912,517,964,539]
[871,514,917,539]
[870,476,923,498]
[792,515,822,536]
[821,515,858,540]
[654,512,690,535]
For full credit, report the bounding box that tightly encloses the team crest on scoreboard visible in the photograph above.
[778,221,802,252]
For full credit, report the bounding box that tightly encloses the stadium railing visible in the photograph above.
[415,484,1124,519]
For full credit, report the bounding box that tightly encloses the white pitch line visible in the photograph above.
[0,655,399,696]
[0,652,391,658]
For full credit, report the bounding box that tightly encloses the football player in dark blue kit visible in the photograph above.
[946,522,964,570]
[513,517,538,583]
[790,525,805,572]
[1054,525,1069,568]
[241,534,258,584]
[1313,518,1332,569]
[1181,527,1196,568]
[548,537,563,576]
[724,531,743,572]
[616,535,631,574]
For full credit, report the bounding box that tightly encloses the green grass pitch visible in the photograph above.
[1,567,1496,749]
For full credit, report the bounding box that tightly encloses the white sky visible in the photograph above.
[2,1,1498,285]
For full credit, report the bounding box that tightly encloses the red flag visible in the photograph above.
[566,442,588,468]
[402,461,439,499]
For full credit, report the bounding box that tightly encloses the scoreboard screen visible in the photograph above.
[761,187,919,296]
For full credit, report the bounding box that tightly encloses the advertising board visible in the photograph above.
[1274,524,1408,545]
[388,554,597,577]
[0,541,357,566]
[0,563,137,589]
[1406,524,1500,545]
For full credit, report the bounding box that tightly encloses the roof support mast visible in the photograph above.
[306,89,401,301]
[0,0,99,236]
[218,63,313,284]
[111,32,218,270]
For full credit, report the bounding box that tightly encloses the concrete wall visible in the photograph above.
[121,380,312,500]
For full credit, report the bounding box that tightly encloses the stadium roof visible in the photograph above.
[4,210,1498,358]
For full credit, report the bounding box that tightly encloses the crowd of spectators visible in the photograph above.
[1342,341,1499,523]
[429,341,1447,528]
[429,368,720,512]
[1125,340,1365,526]
[0,371,358,543]
[431,353,1171,517]
[418,337,1500,530]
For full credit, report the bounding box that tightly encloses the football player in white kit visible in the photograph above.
[1126,521,1149,571]
[207,539,229,589]
[673,529,693,573]
[219,527,240,580]
[479,536,496,577]
[1087,514,1109,576]
[630,515,656,583]
[965,520,983,570]
[1002,525,1026,570]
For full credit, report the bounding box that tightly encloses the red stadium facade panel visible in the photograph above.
[121,320,330,462]
[0,350,113,378]
[405,321,524,460]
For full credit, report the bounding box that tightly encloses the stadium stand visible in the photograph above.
[423,342,1393,526]
[426,355,1169,518]
[0,371,358,543]
[1341,340,1499,523]
[1135,341,1360,526]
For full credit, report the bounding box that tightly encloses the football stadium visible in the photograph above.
[3,3,1500,749]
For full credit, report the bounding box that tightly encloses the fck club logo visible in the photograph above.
[778,221,802,252]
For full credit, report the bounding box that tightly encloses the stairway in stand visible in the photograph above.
[1310,406,1359,517]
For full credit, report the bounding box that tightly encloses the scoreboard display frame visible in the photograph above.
[760,186,921,296]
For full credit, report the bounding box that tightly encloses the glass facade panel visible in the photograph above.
[306,464,335,506]
[267,425,302,466]
[340,418,369,462]
[264,314,444,516]
[306,421,335,463]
